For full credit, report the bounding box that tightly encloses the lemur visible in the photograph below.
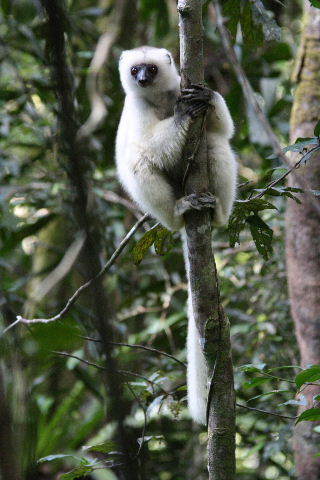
[116,46,237,424]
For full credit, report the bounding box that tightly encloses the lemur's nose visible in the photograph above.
[138,78,149,87]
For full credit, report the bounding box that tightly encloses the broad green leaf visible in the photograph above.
[247,214,273,260]
[137,435,164,447]
[310,0,320,8]
[154,227,174,255]
[262,43,292,63]
[239,363,266,373]
[132,226,160,264]
[296,408,320,424]
[61,465,94,480]
[283,137,318,153]
[132,225,174,264]
[228,199,276,249]
[82,441,118,454]
[295,366,320,388]
[243,377,270,389]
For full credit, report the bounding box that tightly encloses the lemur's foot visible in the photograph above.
[175,193,216,216]
[175,84,213,120]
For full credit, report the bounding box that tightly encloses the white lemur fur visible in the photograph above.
[116,46,237,425]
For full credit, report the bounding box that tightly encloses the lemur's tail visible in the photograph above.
[182,232,208,425]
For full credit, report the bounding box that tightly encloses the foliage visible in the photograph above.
[0,1,319,479]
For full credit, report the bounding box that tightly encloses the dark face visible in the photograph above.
[130,63,158,87]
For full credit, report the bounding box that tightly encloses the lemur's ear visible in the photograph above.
[165,53,172,64]
[119,50,128,63]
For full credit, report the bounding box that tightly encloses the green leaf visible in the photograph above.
[283,137,318,153]
[314,119,320,136]
[82,441,118,454]
[1,0,10,15]
[228,199,276,251]
[296,408,320,424]
[61,465,94,480]
[243,377,270,389]
[38,454,82,464]
[295,366,320,388]
[132,225,174,264]
[132,226,159,264]
[239,363,266,373]
[247,215,273,260]
[137,435,164,447]
[154,227,174,255]
[310,0,320,8]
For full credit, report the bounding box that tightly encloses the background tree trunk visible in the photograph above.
[286,2,320,478]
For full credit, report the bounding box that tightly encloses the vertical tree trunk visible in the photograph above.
[39,2,139,478]
[285,3,320,479]
[178,1,235,479]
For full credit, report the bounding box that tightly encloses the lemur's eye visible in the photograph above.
[131,66,139,76]
[149,65,158,75]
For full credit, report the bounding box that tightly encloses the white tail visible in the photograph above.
[182,232,208,424]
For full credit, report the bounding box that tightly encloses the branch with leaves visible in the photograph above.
[1,214,148,335]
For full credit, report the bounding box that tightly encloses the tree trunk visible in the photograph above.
[178,1,235,479]
[39,2,139,478]
[285,3,320,479]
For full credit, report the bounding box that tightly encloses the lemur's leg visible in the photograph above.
[135,170,184,231]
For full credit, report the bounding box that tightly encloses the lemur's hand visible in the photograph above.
[174,84,213,120]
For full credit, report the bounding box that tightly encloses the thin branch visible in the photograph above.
[81,337,187,368]
[1,214,149,336]
[236,402,297,420]
[125,382,148,459]
[52,351,168,393]
[211,0,320,215]
[77,0,135,139]
[52,350,105,370]
[102,190,144,220]
[27,233,85,305]
[77,30,116,139]
[238,145,320,204]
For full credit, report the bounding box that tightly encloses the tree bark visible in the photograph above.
[285,2,320,479]
[177,1,235,479]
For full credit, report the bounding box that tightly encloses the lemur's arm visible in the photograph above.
[142,93,209,171]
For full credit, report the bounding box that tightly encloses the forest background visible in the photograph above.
[0,0,320,479]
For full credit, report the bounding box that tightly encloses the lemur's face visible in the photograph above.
[130,63,158,88]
